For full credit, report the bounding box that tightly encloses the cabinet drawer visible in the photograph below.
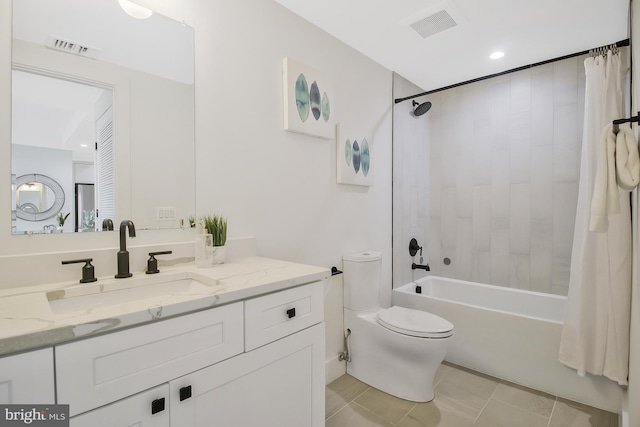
[56,302,243,416]
[244,281,324,351]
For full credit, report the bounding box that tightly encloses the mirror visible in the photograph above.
[14,174,65,222]
[11,0,195,234]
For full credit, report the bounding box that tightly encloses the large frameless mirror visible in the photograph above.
[11,0,195,235]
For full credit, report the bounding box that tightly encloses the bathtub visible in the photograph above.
[393,276,624,413]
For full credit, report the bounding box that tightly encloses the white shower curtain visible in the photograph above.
[559,51,632,386]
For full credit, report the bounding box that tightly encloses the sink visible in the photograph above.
[47,276,218,314]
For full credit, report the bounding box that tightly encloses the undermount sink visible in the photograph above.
[47,275,218,314]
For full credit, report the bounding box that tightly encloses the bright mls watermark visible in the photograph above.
[0,405,69,426]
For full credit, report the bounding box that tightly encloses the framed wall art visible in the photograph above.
[336,124,373,186]
[283,57,334,139]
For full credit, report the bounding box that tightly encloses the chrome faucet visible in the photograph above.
[115,220,136,278]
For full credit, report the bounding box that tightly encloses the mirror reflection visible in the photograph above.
[11,0,195,235]
[11,72,111,234]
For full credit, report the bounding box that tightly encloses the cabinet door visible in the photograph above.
[70,384,169,427]
[57,302,243,416]
[0,348,54,404]
[171,323,325,427]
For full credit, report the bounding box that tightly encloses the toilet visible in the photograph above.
[343,251,454,402]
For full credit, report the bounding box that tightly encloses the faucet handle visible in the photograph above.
[146,251,173,274]
[62,258,98,283]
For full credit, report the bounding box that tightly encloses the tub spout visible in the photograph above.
[412,263,430,271]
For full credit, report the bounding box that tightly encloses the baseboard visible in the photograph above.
[325,354,346,385]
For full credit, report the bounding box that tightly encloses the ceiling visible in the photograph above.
[273,0,630,94]
[11,0,194,159]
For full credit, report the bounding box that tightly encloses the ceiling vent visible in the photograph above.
[46,35,101,59]
[410,9,457,39]
[400,1,467,39]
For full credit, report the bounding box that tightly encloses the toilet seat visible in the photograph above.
[377,306,454,338]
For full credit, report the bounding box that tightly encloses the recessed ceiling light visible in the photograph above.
[80,144,88,148]
[490,51,505,60]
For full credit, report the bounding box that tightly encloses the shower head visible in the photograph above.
[412,100,432,116]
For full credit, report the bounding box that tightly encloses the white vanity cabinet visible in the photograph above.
[171,282,325,427]
[0,348,55,404]
[54,281,325,426]
[56,302,245,418]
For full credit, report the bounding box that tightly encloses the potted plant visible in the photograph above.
[56,212,70,232]
[197,214,227,266]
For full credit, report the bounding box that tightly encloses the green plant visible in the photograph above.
[188,215,196,228]
[201,214,227,247]
[56,212,70,227]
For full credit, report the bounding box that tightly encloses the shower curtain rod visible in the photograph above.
[394,38,631,104]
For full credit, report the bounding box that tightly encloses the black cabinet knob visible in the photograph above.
[180,385,192,401]
[286,308,296,319]
[151,397,165,414]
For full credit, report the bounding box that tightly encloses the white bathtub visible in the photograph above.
[393,276,624,413]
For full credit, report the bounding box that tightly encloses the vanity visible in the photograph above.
[0,257,329,426]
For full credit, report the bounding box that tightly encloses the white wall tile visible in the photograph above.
[473,185,492,251]
[441,186,457,250]
[530,219,553,294]
[472,251,492,284]
[510,184,531,254]
[553,57,579,106]
[490,218,510,286]
[553,182,578,258]
[510,254,531,290]
[456,218,473,280]
[397,57,585,297]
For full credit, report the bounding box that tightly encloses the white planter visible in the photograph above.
[209,246,226,265]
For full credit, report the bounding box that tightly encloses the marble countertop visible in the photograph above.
[0,256,330,356]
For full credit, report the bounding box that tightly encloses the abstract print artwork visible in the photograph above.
[336,124,373,186]
[283,57,334,138]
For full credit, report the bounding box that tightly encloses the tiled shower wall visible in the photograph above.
[394,55,591,296]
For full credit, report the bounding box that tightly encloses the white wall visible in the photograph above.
[0,0,392,378]
[187,0,393,279]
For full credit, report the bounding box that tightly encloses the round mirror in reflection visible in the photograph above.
[14,174,65,221]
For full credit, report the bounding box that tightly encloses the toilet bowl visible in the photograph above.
[343,251,454,402]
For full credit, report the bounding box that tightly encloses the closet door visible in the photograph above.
[95,105,114,226]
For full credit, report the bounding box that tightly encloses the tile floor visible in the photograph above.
[325,363,619,427]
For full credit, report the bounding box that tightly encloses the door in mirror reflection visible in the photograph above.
[75,183,95,232]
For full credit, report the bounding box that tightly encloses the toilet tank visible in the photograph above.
[343,251,382,311]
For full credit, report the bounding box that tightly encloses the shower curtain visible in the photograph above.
[559,50,632,386]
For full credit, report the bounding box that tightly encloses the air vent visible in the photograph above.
[400,1,467,39]
[46,35,101,59]
[410,9,457,39]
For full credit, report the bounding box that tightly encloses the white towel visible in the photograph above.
[589,124,619,232]
[615,124,640,190]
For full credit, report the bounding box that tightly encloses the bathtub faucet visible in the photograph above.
[412,263,430,271]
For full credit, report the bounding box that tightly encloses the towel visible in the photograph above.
[589,124,619,232]
[615,124,640,190]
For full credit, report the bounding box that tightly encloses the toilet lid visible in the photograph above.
[377,306,454,338]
